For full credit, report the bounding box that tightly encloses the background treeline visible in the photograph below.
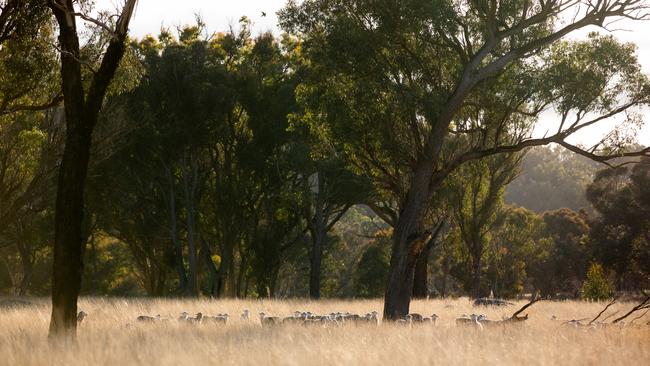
[0,20,648,300]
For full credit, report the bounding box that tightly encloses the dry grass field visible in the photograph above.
[1,297,649,366]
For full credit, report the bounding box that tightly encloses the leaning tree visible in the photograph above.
[281,0,650,319]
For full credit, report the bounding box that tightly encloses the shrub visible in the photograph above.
[581,263,613,300]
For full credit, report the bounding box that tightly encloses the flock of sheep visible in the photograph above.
[75,309,528,329]
[73,296,650,329]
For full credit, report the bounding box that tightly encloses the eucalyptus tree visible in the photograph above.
[449,153,523,298]
[47,0,138,335]
[0,1,49,46]
[118,26,233,297]
[297,158,370,298]
[587,157,650,289]
[281,0,650,318]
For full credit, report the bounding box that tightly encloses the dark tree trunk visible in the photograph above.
[181,157,199,296]
[383,161,434,320]
[216,243,234,297]
[48,0,135,337]
[308,228,325,299]
[166,169,188,294]
[201,238,219,297]
[236,250,247,298]
[18,255,33,296]
[50,122,92,336]
[471,251,482,298]
[412,221,444,298]
[412,247,430,299]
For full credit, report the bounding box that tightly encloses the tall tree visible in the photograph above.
[449,153,522,298]
[48,0,137,336]
[281,0,650,319]
[587,157,650,290]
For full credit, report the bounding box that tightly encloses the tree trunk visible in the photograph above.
[413,221,444,298]
[18,254,33,297]
[236,250,247,298]
[181,157,198,296]
[216,243,234,297]
[201,238,219,297]
[309,228,326,299]
[166,168,188,294]
[48,0,136,336]
[412,247,430,299]
[471,252,482,299]
[383,162,434,320]
[50,126,92,336]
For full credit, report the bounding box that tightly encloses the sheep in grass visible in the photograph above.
[363,311,379,325]
[137,314,161,322]
[240,309,250,321]
[206,313,229,324]
[456,314,483,330]
[259,312,281,326]
[181,312,203,324]
[422,314,439,324]
[282,315,305,325]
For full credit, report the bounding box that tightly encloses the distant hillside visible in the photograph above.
[505,145,600,213]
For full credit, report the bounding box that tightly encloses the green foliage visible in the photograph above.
[586,157,650,289]
[581,263,614,301]
[354,230,391,298]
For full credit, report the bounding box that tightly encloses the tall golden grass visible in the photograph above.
[1,297,648,365]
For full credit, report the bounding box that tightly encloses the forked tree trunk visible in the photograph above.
[48,0,136,337]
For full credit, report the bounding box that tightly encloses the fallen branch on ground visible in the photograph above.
[612,295,650,324]
[589,299,617,325]
[507,293,542,321]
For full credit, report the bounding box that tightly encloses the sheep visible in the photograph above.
[240,309,250,321]
[206,313,229,324]
[422,313,439,324]
[137,314,161,322]
[456,314,483,329]
[362,311,379,325]
[259,312,281,326]
[176,312,202,323]
[77,311,87,325]
[282,315,305,325]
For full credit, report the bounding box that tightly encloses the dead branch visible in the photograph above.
[509,293,542,320]
[612,295,650,324]
[601,310,619,322]
[629,308,649,324]
[589,298,617,325]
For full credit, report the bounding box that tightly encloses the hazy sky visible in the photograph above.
[96,0,650,146]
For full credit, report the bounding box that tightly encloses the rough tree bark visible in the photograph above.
[412,221,444,299]
[48,0,136,337]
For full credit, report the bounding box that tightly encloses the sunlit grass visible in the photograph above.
[1,297,648,365]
